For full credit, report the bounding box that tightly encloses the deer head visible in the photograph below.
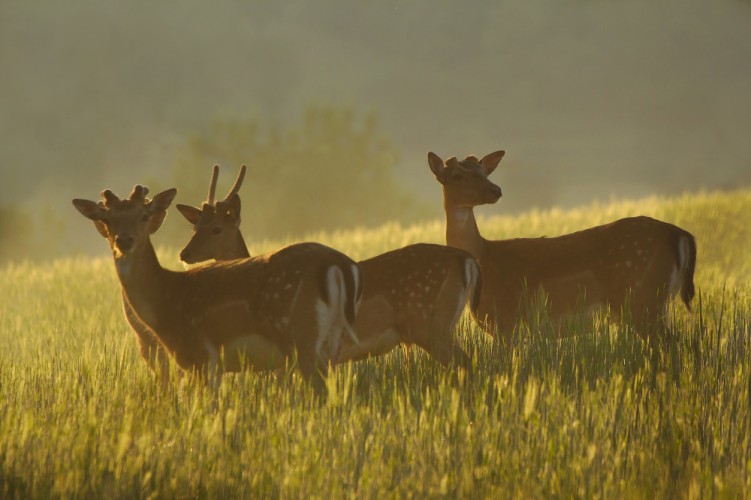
[428,151,505,208]
[72,185,177,258]
[176,165,248,264]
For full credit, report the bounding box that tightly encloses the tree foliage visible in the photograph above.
[0,206,33,262]
[0,205,68,263]
[170,106,421,243]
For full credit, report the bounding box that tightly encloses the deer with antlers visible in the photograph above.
[428,150,697,341]
[176,165,480,369]
[73,184,361,390]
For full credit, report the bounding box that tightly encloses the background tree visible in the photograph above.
[168,106,424,245]
[0,205,66,262]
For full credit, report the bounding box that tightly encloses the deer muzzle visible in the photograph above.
[486,184,502,202]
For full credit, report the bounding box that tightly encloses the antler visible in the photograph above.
[446,157,460,168]
[129,185,149,201]
[206,165,219,205]
[101,189,121,205]
[223,164,247,202]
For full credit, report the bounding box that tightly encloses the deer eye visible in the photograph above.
[141,214,149,222]
[211,226,223,235]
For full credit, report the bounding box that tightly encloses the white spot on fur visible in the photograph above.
[453,208,471,228]
[667,235,693,297]
[316,266,358,363]
[450,286,468,334]
[668,266,681,295]
[315,298,334,360]
[678,236,690,270]
[351,264,360,306]
[464,259,474,289]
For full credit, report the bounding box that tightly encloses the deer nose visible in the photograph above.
[179,248,195,264]
[114,234,134,252]
[488,185,502,200]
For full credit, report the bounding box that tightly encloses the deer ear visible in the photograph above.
[93,220,108,238]
[427,152,446,181]
[148,188,177,214]
[226,194,242,219]
[175,204,202,226]
[480,150,505,176]
[147,211,168,234]
[72,199,106,221]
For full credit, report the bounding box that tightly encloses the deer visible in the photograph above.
[427,150,697,342]
[175,165,481,369]
[72,184,362,391]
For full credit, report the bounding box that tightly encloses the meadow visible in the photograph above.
[0,189,749,498]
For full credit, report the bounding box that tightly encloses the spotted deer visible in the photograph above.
[73,185,361,390]
[176,165,481,368]
[177,165,250,263]
[428,150,697,341]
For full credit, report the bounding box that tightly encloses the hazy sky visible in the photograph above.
[1,0,750,254]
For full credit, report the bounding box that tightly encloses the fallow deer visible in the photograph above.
[73,185,361,390]
[176,165,481,369]
[428,150,697,341]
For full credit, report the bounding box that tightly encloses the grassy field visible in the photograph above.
[1,189,750,498]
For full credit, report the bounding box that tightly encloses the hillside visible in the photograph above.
[0,190,749,498]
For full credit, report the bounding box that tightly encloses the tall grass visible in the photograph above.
[0,189,749,498]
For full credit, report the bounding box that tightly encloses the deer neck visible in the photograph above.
[211,231,251,261]
[444,203,485,260]
[113,240,172,329]
[231,232,251,259]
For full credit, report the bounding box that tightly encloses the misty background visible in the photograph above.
[1,0,750,261]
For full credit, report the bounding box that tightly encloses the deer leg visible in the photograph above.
[415,271,474,370]
[631,293,670,344]
[411,305,473,382]
[412,313,471,371]
[414,335,469,368]
[134,331,172,384]
[124,297,174,384]
[296,339,328,395]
